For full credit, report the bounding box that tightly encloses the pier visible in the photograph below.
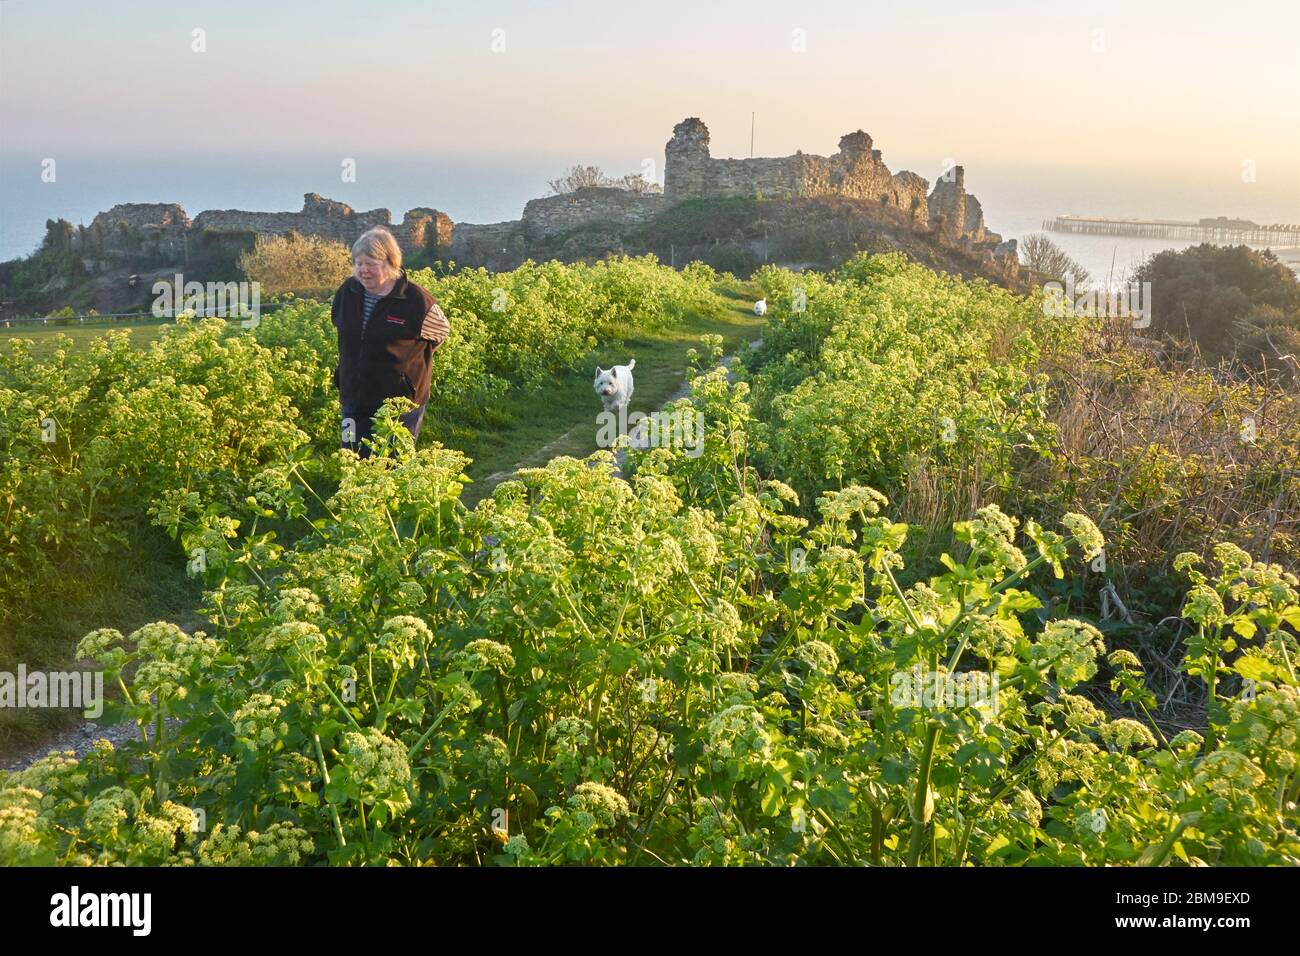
[1043,215,1300,245]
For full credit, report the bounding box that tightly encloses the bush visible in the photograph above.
[239,232,354,296]
[1135,244,1300,372]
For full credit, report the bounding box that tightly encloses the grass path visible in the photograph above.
[456,282,764,505]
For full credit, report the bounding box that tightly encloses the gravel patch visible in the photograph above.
[1,718,152,773]
[1,618,201,774]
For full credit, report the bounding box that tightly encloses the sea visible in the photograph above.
[2,151,1297,285]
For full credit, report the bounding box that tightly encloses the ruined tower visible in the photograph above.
[927,166,969,243]
[664,117,712,202]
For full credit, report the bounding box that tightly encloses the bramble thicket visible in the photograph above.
[1,253,1296,865]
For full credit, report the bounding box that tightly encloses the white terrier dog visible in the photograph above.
[594,359,635,414]
[753,298,767,316]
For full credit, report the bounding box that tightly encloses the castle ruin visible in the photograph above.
[663,118,932,229]
[40,117,1014,286]
[60,194,452,276]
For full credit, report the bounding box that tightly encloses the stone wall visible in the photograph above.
[69,193,452,269]
[89,202,191,232]
[522,187,667,242]
[447,220,527,272]
[397,207,454,253]
[191,193,452,253]
[663,118,931,228]
[80,203,191,260]
[191,193,388,241]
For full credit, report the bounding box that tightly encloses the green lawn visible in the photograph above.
[0,312,290,356]
[0,317,227,356]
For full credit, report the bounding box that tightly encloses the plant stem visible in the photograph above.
[495,672,511,742]
[906,717,940,867]
[313,732,346,849]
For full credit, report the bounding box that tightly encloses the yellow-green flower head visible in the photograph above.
[1183,585,1226,627]
[0,787,43,812]
[702,598,744,650]
[1231,685,1300,758]
[1100,718,1158,751]
[1168,729,1205,750]
[815,485,888,523]
[715,672,759,704]
[806,721,850,749]
[567,782,629,828]
[6,750,86,796]
[249,822,314,865]
[392,581,427,608]
[135,801,195,857]
[1061,513,1105,560]
[724,494,765,540]
[675,508,723,568]
[633,474,683,517]
[761,479,801,509]
[197,821,313,866]
[377,615,431,670]
[473,734,511,775]
[132,659,189,700]
[966,617,1018,659]
[83,786,139,839]
[197,823,247,865]
[255,620,326,656]
[1254,684,1300,727]
[955,504,1026,573]
[231,693,290,745]
[1011,787,1043,828]
[1106,649,1143,671]
[904,582,946,624]
[456,639,515,675]
[1193,750,1266,794]
[76,628,126,663]
[1059,693,1106,727]
[704,704,773,762]
[973,504,1019,542]
[1034,619,1106,689]
[271,588,325,623]
[0,801,44,863]
[546,716,592,748]
[1212,542,1252,576]
[129,621,219,671]
[342,729,413,806]
[1034,738,1102,791]
[794,640,840,676]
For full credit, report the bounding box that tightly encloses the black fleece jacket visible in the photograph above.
[331,271,450,415]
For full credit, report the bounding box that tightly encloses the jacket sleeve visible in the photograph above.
[331,286,342,388]
[419,297,451,351]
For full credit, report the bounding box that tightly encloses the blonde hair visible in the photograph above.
[352,227,402,277]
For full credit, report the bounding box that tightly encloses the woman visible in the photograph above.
[331,227,450,458]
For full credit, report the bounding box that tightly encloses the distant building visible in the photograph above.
[1199,216,1261,230]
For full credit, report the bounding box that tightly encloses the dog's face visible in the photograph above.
[593,367,620,398]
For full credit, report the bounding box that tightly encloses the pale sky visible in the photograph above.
[2,0,1298,187]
